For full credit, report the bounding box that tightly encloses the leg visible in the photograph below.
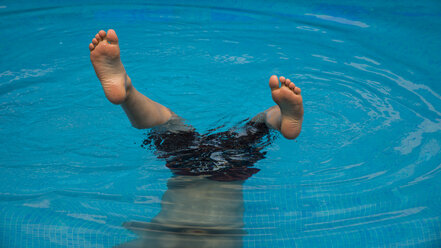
[89,29,172,129]
[253,75,304,140]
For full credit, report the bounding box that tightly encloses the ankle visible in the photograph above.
[124,75,134,102]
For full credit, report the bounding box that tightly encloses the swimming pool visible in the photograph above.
[1,0,441,247]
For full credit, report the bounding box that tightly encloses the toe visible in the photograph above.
[100,30,107,41]
[106,29,119,44]
[285,79,291,87]
[92,38,98,45]
[99,30,106,39]
[289,82,295,90]
[269,75,279,90]
[89,43,94,51]
[294,87,301,95]
[279,76,286,84]
[95,33,102,41]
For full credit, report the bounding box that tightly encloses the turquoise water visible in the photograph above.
[1,0,441,247]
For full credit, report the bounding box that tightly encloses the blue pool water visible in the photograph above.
[1,0,441,247]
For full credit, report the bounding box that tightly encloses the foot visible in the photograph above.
[89,29,131,104]
[269,75,304,139]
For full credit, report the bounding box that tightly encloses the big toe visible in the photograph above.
[106,29,118,44]
[269,75,279,90]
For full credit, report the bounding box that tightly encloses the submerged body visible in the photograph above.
[117,175,247,248]
[118,119,273,247]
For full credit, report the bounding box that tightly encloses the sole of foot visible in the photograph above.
[89,29,131,104]
[269,75,304,139]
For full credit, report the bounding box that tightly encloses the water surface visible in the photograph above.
[1,0,441,247]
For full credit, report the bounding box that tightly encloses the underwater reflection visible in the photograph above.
[117,117,274,247]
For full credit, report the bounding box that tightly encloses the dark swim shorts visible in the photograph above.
[141,117,276,181]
